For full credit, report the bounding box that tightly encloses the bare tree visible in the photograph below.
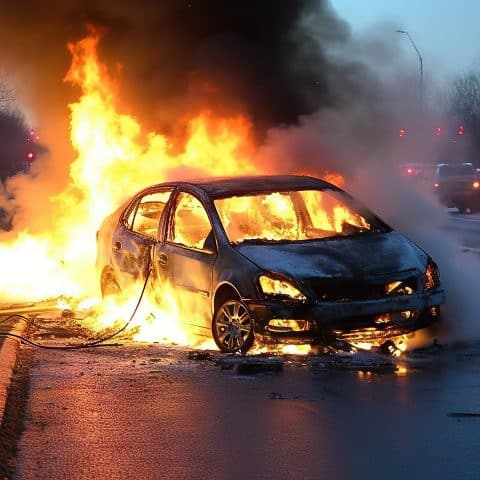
[0,75,35,181]
[446,68,480,159]
[0,75,16,111]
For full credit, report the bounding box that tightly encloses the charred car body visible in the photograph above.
[97,175,445,353]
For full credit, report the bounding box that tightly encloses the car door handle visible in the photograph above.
[158,253,168,268]
[114,241,122,251]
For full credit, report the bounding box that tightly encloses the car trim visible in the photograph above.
[247,288,445,322]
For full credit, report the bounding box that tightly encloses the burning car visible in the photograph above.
[96,175,445,353]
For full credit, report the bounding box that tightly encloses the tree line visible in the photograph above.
[446,67,480,158]
[0,77,45,182]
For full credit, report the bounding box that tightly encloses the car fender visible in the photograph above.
[212,247,262,308]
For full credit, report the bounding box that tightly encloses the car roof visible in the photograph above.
[436,162,473,167]
[163,175,335,198]
[193,175,334,197]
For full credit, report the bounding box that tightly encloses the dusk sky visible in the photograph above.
[331,0,480,80]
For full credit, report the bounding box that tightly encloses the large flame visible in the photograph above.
[0,28,351,353]
[0,28,255,302]
[53,28,259,345]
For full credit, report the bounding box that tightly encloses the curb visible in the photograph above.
[0,321,27,423]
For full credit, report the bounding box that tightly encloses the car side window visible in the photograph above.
[170,192,213,250]
[128,190,172,239]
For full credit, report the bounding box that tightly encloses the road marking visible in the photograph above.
[450,209,480,220]
[461,247,480,254]
[455,216,480,223]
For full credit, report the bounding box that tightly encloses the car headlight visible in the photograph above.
[424,260,440,291]
[259,274,306,300]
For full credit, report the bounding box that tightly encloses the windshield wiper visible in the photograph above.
[233,238,292,246]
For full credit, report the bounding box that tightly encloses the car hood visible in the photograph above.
[235,231,428,282]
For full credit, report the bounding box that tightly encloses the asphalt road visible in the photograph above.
[447,210,480,252]
[10,211,480,480]
[12,341,480,480]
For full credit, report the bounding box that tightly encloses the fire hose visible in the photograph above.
[0,262,152,350]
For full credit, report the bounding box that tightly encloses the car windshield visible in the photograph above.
[214,189,386,244]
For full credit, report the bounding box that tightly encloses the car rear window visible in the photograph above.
[438,164,475,177]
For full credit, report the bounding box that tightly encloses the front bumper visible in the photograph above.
[436,189,480,206]
[246,287,445,344]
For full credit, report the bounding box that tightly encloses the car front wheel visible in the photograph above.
[212,299,254,353]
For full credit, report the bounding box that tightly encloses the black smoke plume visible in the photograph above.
[0,1,388,137]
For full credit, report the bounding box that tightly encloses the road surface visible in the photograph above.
[12,341,480,480]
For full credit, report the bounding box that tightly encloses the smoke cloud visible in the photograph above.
[0,1,395,136]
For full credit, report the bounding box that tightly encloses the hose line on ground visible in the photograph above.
[0,263,152,350]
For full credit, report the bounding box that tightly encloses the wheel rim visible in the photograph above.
[214,300,252,352]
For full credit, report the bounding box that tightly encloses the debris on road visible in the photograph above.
[268,392,303,400]
[447,412,480,418]
[214,355,284,374]
[188,350,213,361]
[309,351,397,374]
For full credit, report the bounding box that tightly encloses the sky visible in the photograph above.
[331,0,480,80]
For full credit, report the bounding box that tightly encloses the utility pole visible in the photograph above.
[396,29,424,106]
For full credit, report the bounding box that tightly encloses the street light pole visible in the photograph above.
[396,29,423,106]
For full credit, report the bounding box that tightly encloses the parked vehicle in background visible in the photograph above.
[434,163,480,213]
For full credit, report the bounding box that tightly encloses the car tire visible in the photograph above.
[100,267,122,298]
[212,299,254,353]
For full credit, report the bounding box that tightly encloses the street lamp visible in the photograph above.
[396,29,423,105]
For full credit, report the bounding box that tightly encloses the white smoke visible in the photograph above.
[254,104,480,344]
[352,165,480,342]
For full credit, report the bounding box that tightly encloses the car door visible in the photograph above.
[154,190,217,335]
[111,188,173,289]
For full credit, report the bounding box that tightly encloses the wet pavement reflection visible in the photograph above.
[13,339,480,480]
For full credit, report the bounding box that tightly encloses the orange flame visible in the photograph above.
[323,172,345,188]
[60,28,258,343]
[0,29,255,303]
[0,29,350,354]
